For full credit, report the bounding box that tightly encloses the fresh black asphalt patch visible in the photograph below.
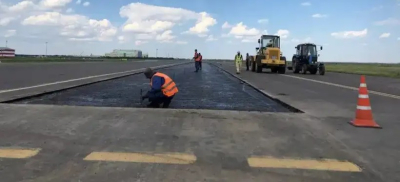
[10,63,291,112]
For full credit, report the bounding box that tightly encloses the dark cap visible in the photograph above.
[144,68,154,78]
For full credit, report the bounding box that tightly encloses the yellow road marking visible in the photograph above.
[248,156,362,172]
[282,74,400,100]
[0,148,41,159]
[84,152,196,164]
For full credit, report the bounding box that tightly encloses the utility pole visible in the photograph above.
[45,42,48,56]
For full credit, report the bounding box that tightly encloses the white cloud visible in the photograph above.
[66,8,73,13]
[301,2,311,6]
[123,21,175,33]
[4,30,16,37]
[186,12,217,35]
[0,17,14,26]
[156,30,175,42]
[257,19,268,24]
[8,1,36,12]
[119,3,215,39]
[374,18,400,26]
[40,0,72,8]
[82,2,90,6]
[206,35,217,41]
[222,21,231,29]
[312,14,327,18]
[291,37,311,43]
[176,41,187,44]
[226,22,268,42]
[117,36,125,43]
[229,22,260,36]
[135,40,147,45]
[275,29,290,39]
[76,0,81,4]
[330,29,368,39]
[22,12,117,41]
[379,33,390,38]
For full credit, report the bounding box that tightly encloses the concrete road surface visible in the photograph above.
[0,61,397,181]
[0,60,188,102]
[0,60,181,90]
[214,61,400,182]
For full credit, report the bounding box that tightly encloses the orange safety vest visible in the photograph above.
[194,53,201,62]
[199,55,203,61]
[150,72,178,97]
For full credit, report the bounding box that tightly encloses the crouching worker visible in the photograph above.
[141,68,178,108]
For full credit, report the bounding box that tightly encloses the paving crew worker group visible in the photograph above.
[193,49,202,72]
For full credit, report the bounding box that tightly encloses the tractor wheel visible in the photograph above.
[301,64,308,74]
[310,68,317,74]
[251,57,256,72]
[293,61,300,73]
[319,65,325,75]
[256,58,262,73]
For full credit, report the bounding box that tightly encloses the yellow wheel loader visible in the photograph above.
[250,35,286,73]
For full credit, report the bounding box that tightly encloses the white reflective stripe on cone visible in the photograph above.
[357,106,371,110]
[360,83,367,87]
[358,94,369,98]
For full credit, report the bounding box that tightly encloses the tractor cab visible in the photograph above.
[295,43,322,62]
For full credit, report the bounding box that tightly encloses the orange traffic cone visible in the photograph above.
[349,75,381,128]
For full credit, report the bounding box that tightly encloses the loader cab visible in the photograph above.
[257,35,280,53]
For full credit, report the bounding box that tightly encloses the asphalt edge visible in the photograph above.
[1,61,191,103]
[209,62,303,113]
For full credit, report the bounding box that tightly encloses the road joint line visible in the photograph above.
[282,74,400,99]
[0,62,189,94]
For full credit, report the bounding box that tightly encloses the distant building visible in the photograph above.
[0,47,15,58]
[105,49,142,58]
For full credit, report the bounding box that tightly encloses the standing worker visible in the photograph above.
[235,51,243,74]
[193,49,201,72]
[141,68,178,108]
[198,53,203,70]
[245,53,250,71]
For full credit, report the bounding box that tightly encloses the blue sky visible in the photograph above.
[0,0,399,62]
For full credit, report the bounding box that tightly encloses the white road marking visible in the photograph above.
[282,74,400,100]
[0,62,183,94]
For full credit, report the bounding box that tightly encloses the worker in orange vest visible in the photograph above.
[193,49,201,72]
[198,53,203,70]
[141,68,178,108]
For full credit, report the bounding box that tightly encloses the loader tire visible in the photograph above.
[256,58,262,73]
[251,57,256,72]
